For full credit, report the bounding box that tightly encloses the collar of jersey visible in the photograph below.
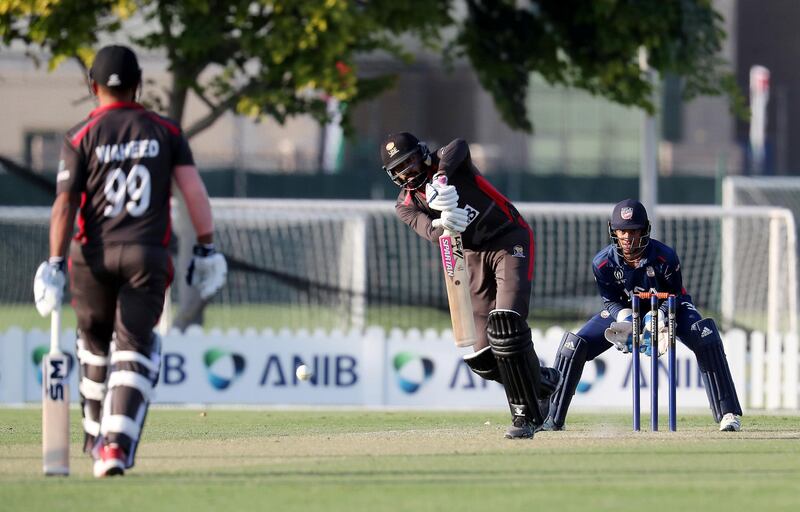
[88,101,143,118]
[610,243,653,269]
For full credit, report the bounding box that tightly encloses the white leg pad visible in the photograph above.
[80,378,108,401]
[111,350,159,375]
[108,370,153,401]
[77,338,109,367]
[100,414,141,441]
[83,417,101,437]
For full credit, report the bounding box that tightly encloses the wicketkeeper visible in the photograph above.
[539,199,743,432]
[380,132,560,438]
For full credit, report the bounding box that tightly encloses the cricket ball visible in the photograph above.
[295,364,313,381]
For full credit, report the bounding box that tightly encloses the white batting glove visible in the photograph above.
[33,257,66,317]
[432,208,469,233]
[186,244,228,299]
[604,308,634,353]
[425,181,459,211]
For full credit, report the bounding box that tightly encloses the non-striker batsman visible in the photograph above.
[380,132,560,439]
[33,45,227,477]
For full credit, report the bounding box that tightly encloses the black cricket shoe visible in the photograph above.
[535,416,564,433]
[505,416,535,439]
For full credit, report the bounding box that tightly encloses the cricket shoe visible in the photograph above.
[535,416,564,433]
[93,443,126,478]
[504,416,534,439]
[719,413,741,432]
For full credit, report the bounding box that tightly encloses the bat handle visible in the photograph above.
[50,305,61,354]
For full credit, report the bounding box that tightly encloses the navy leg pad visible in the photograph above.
[546,332,588,429]
[690,318,743,421]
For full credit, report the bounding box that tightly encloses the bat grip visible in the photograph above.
[50,305,61,354]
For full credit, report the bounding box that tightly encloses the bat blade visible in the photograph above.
[43,307,69,477]
[439,231,477,347]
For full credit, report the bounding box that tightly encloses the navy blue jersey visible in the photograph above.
[592,238,692,320]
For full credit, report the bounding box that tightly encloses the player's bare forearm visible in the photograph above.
[49,192,80,259]
[173,164,214,244]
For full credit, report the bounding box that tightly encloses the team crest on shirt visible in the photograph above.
[621,207,633,220]
[386,142,399,157]
[512,245,525,258]
[463,204,479,225]
[646,266,655,277]
[613,268,624,282]
[600,310,610,319]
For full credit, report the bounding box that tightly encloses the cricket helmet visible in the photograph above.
[380,132,431,191]
[608,199,651,259]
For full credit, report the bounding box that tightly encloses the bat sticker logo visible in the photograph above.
[440,237,455,277]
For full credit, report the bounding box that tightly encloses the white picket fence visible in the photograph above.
[1,326,797,411]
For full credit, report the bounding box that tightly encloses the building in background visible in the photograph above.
[0,47,322,174]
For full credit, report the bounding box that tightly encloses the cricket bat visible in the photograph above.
[42,305,69,476]
[434,173,477,348]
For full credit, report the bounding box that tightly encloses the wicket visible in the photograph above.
[631,291,677,432]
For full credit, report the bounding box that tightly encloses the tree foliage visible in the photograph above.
[456,0,742,131]
[0,0,739,135]
[0,0,449,137]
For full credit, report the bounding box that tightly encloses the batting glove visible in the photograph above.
[425,181,459,211]
[186,244,228,299]
[33,257,66,317]
[432,208,469,233]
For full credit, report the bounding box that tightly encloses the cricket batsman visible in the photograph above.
[380,132,560,439]
[33,45,227,477]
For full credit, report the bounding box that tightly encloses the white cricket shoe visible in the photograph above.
[93,443,126,478]
[719,413,741,432]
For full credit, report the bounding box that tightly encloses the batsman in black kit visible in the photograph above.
[380,132,560,439]
[33,45,227,477]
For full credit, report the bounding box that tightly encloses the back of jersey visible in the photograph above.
[57,102,194,247]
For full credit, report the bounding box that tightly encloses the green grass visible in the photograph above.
[0,304,573,332]
[1,409,798,511]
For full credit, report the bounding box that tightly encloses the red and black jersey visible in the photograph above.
[395,138,527,250]
[57,101,194,246]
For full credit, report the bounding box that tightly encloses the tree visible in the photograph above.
[456,0,742,132]
[0,0,450,136]
[1,1,737,135]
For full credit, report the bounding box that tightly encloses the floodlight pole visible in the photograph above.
[639,47,658,238]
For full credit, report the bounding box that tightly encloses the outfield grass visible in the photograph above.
[0,304,579,332]
[1,408,798,511]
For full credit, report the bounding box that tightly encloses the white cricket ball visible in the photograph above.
[295,364,313,381]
